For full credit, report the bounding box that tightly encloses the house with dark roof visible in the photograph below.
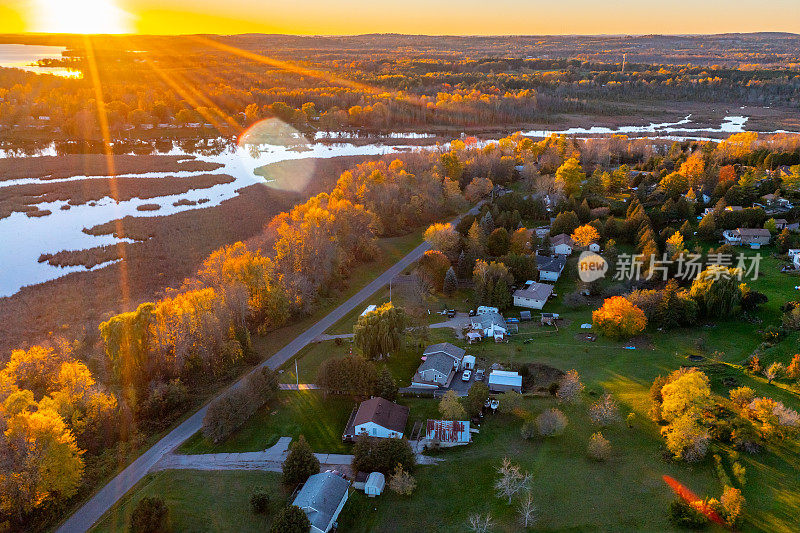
[411,353,457,389]
[536,254,567,282]
[292,471,350,533]
[550,233,575,255]
[471,309,507,340]
[423,342,465,367]
[513,282,554,310]
[343,397,410,441]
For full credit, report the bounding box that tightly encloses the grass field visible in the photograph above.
[178,391,354,454]
[89,470,285,533]
[115,246,800,532]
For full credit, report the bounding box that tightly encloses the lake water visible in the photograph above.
[0,44,81,78]
[0,112,798,297]
[0,140,422,297]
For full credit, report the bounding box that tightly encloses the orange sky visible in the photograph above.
[2,0,800,35]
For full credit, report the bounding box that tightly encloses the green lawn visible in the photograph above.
[279,337,424,387]
[178,391,355,454]
[132,246,800,532]
[338,398,724,533]
[90,470,285,533]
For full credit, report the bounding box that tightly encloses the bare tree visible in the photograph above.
[589,393,621,427]
[388,463,416,496]
[517,491,538,528]
[556,369,584,403]
[494,457,532,504]
[468,513,493,533]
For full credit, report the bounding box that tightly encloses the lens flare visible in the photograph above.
[237,118,318,193]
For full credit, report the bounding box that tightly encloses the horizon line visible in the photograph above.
[4,30,800,39]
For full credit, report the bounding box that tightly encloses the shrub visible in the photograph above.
[587,432,611,461]
[375,367,398,401]
[352,436,416,475]
[536,408,567,437]
[250,490,271,515]
[719,486,745,527]
[129,497,169,533]
[729,386,755,408]
[668,500,708,529]
[556,369,584,404]
[201,366,279,444]
[589,393,620,427]
[520,419,537,440]
[388,463,416,496]
[137,379,187,429]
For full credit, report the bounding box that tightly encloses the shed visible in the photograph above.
[462,355,476,370]
[364,472,385,497]
[488,370,523,393]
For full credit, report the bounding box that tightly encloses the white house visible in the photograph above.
[488,370,523,392]
[364,472,385,497]
[513,282,554,310]
[342,397,409,441]
[550,233,575,256]
[293,471,350,533]
[588,242,601,252]
[789,249,800,269]
[536,254,566,282]
[471,309,507,341]
[724,228,771,248]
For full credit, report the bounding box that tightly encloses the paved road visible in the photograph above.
[56,239,431,533]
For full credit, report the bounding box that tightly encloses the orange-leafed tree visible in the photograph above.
[592,297,647,339]
[571,225,600,247]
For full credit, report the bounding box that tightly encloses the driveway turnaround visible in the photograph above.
[56,239,431,533]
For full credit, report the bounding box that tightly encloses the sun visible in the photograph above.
[33,0,131,34]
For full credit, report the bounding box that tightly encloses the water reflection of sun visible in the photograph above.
[33,0,131,34]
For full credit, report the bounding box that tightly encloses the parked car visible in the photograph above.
[489,399,500,411]
[461,369,472,382]
[469,309,477,317]
[507,317,519,324]
[475,369,485,381]
[447,309,456,318]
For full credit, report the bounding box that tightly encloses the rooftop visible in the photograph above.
[352,397,409,433]
[293,471,350,533]
[423,342,465,361]
[535,254,567,273]
[551,233,574,247]
[418,353,457,377]
[514,282,554,301]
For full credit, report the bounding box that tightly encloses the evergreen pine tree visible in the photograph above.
[443,267,458,295]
